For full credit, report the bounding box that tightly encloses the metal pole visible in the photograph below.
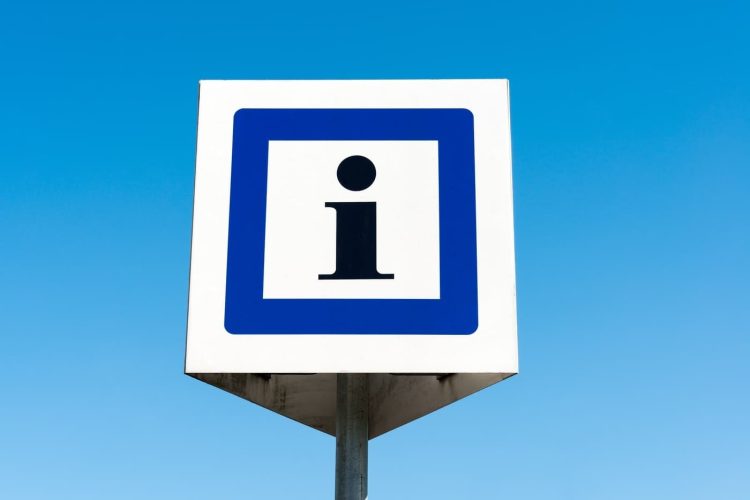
[335,373,368,500]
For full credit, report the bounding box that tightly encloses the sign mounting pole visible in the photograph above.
[335,373,368,500]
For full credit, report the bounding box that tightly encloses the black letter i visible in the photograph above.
[319,155,394,280]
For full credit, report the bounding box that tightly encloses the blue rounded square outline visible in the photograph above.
[225,108,478,334]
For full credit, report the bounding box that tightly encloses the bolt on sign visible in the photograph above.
[185,79,518,438]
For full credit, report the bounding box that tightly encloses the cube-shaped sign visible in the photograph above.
[186,79,517,437]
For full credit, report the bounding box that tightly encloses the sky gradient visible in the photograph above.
[1,0,748,498]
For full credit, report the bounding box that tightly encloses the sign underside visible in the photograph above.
[190,372,514,438]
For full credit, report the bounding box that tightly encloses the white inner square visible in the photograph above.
[263,140,440,299]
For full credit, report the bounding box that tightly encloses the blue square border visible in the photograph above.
[225,109,478,334]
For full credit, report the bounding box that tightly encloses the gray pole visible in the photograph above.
[335,373,368,500]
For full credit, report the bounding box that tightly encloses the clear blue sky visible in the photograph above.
[1,1,748,498]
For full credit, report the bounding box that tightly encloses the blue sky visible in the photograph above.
[1,1,748,498]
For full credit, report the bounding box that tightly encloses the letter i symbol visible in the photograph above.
[319,155,394,280]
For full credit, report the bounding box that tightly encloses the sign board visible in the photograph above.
[185,79,517,437]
